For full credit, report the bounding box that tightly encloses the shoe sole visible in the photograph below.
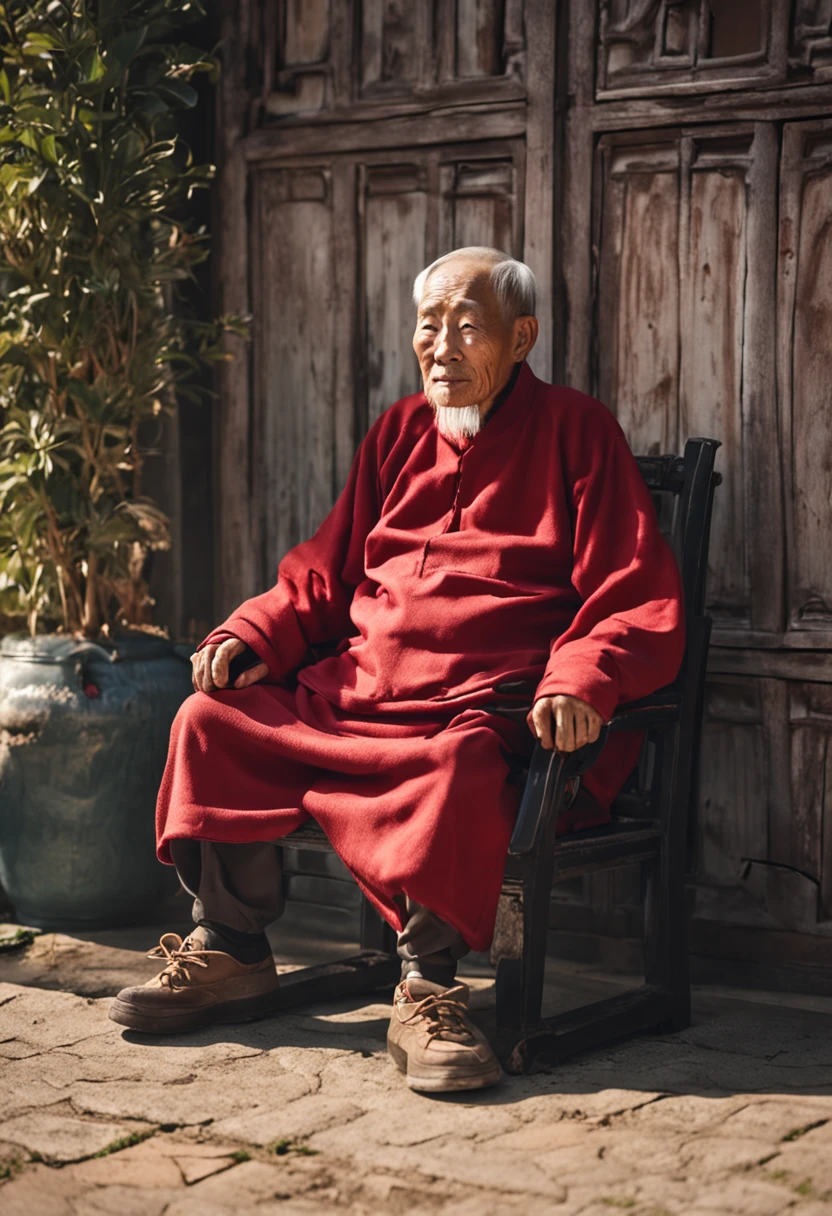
[387,1039,502,1093]
[108,987,282,1035]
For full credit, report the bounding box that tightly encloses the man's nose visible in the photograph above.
[434,326,462,363]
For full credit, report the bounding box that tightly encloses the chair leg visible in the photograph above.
[495,846,556,1031]
[644,738,691,1031]
[359,895,398,956]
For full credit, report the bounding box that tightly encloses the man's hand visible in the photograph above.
[191,638,268,693]
[528,694,604,753]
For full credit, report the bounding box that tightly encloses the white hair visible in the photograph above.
[412,246,537,321]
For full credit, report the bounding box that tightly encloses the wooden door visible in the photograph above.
[561,0,832,984]
[215,1,554,606]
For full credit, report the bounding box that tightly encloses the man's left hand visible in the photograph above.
[528,694,604,753]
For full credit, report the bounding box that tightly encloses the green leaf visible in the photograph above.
[156,78,198,108]
[17,129,39,152]
[23,33,59,50]
[132,90,169,116]
[107,27,148,69]
[39,135,57,164]
[0,71,10,105]
[89,50,107,82]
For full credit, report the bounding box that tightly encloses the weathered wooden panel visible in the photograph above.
[787,684,832,888]
[680,141,749,624]
[454,0,526,78]
[597,0,784,96]
[441,158,520,254]
[791,0,832,71]
[595,138,680,456]
[252,168,336,574]
[283,0,330,64]
[456,0,503,77]
[693,674,832,934]
[216,0,260,614]
[697,678,768,887]
[262,0,332,117]
[779,121,832,634]
[363,163,428,425]
[594,127,781,634]
[361,0,431,92]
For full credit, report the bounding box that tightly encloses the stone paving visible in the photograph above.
[1,924,831,1215]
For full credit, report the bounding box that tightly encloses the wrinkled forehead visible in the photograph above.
[417,259,499,314]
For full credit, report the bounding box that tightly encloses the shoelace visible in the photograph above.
[147,932,211,989]
[399,988,475,1044]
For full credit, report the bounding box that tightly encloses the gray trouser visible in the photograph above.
[170,839,468,974]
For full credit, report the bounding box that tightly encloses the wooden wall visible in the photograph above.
[214,1,832,986]
[560,0,832,982]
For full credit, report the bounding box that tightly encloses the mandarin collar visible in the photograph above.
[433,361,538,454]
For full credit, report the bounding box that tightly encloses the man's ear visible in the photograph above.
[513,316,539,361]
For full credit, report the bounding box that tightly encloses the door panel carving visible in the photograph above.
[598,0,784,96]
[593,127,779,632]
[363,164,428,424]
[251,167,336,578]
[779,120,832,636]
[791,0,832,71]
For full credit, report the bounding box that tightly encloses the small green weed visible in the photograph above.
[93,1130,155,1158]
[273,1139,319,1158]
[782,1119,827,1142]
[229,1150,251,1163]
[0,927,39,952]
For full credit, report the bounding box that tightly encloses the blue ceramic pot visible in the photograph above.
[0,632,193,929]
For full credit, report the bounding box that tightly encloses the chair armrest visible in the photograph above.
[606,690,681,733]
[507,690,682,857]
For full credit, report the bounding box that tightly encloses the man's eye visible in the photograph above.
[422,324,437,332]
[461,323,474,331]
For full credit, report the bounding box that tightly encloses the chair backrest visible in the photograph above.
[629,438,721,842]
[636,438,722,624]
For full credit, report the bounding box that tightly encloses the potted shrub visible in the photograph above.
[0,0,242,927]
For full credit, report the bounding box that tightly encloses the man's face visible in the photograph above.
[413,257,532,417]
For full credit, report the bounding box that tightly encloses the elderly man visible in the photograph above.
[111,246,684,1093]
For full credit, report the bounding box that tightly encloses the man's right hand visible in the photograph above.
[191,638,269,693]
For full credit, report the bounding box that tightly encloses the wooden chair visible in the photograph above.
[267,437,722,1074]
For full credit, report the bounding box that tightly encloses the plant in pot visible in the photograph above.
[0,0,242,928]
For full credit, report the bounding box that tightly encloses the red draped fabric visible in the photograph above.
[156,364,684,950]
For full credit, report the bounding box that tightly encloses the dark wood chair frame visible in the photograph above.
[267,438,722,1074]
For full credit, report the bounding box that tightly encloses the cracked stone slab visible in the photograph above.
[69,1067,312,1127]
[213,1094,364,1146]
[161,1158,331,1215]
[309,1114,566,1199]
[69,1135,240,1188]
[0,984,113,1057]
[0,932,163,1001]
[0,1109,149,1163]
[61,1183,178,1216]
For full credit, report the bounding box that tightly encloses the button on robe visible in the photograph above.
[156,364,684,951]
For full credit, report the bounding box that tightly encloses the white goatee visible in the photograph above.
[433,404,482,441]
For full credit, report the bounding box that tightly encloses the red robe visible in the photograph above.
[156,363,684,951]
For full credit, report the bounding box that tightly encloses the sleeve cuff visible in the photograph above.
[534,659,620,723]
[198,603,310,684]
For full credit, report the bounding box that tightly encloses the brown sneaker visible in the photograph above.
[109,927,280,1035]
[387,977,501,1093]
